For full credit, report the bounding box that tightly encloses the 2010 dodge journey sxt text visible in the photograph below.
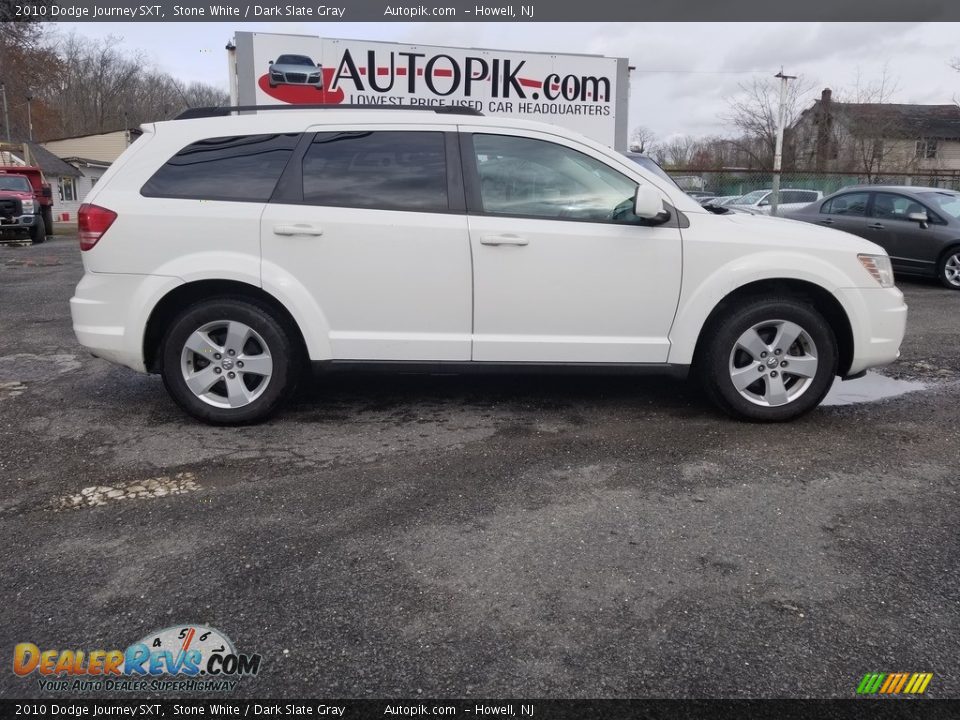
[70,106,907,424]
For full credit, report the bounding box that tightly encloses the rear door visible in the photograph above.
[260,126,472,361]
[815,191,870,238]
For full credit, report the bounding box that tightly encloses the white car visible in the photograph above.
[730,188,823,215]
[71,107,906,424]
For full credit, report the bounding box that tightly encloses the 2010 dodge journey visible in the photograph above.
[70,106,907,424]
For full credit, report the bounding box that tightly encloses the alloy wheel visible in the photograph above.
[728,319,819,407]
[180,320,273,409]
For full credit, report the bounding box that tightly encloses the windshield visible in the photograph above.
[733,190,767,205]
[621,153,681,190]
[919,191,960,220]
[0,176,31,192]
[275,55,314,66]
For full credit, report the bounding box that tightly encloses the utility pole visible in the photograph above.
[26,94,33,141]
[0,83,9,143]
[770,68,796,217]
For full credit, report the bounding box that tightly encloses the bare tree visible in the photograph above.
[629,125,656,153]
[5,29,230,141]
[659,135,701,168]
[723,75,813,169]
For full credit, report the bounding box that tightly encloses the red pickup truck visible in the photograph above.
[0,166,53,244]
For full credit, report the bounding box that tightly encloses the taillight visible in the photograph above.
[78,204,117,251]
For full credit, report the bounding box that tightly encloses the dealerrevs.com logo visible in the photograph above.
[13,625,261,692]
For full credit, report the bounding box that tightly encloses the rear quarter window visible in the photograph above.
[141,133,300,202]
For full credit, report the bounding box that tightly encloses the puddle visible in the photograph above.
[51,472,200,512]
[822,372,927,407]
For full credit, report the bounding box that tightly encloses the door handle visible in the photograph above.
[480,234,529,246]
[273,223,324,237]
[819,218,835,225]
[867,223,885,230]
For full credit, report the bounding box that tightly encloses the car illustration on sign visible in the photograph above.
[268,54,323,89]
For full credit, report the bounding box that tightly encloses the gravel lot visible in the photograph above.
[1,234,958,699]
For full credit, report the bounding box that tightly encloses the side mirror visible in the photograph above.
[41,186,52,198]
[759,199,770,207]
[634,185,667,220]
[907,211,928,224]
[268,59,275,65]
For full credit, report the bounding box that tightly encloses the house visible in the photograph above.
[40,129,142,217]
[0,141,83,220]
[792,89,960,175]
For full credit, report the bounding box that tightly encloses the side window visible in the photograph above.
[798,191,819,203]
[821,192,869,216]
[472,134,641,224]
[780,191,799,204]
[141,134,300,202]
[871,193,921,221]
[301,131,447,212]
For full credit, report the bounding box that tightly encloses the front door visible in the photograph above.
[461,130,683,364]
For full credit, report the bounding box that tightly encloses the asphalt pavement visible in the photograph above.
[1,234,958,699]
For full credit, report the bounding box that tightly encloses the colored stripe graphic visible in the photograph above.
[857,672,932,695]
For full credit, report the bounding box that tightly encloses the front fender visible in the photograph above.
[667,250,859,366]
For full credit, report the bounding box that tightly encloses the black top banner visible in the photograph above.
[3,699,960,719]
[3,0,960,21]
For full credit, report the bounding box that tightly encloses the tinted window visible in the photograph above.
[301,131,447,212]
[871,193,923,220]
[142,134,299,202]
[276,54,314,66]
[474,134,640,223]
[821,192,869,216]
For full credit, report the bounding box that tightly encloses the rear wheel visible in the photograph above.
[937,247,960,290]
[29,215,46,244]
[160,298,300,424]
[698,298,838,422]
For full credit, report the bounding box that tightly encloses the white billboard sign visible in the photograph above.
[233,33,629,149]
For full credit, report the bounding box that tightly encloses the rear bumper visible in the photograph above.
[70,271,182,373]
[836,286,908,376]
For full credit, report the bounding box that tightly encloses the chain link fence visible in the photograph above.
[665,169,960,201]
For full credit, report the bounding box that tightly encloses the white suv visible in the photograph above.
[70,106,906,424]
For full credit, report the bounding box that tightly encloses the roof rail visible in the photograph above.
[174,104,484,120]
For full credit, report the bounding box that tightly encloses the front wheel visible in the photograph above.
[30,215,46,244]
[698,298,838,422]
[937,248,960,290]
[160,298,300,424]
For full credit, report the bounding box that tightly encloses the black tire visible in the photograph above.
[41,206,53,238]
[936,246,960,290]
[30,215,46,244]
[160,297,301,424]
[697,297,838,422]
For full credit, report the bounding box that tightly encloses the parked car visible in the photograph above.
[71,107,906,424]
[701,195,740,208]
[0,170,47,243]
[786,185,960,290]
[730,188,823,215]
[268,54,323,89]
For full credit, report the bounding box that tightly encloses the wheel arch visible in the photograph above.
[690,278,854,377]
[143,280,309,374]
[936,242,960,266]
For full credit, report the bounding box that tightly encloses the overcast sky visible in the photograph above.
[53,22,960,141]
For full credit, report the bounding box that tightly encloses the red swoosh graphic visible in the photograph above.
[257,69,344,104]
